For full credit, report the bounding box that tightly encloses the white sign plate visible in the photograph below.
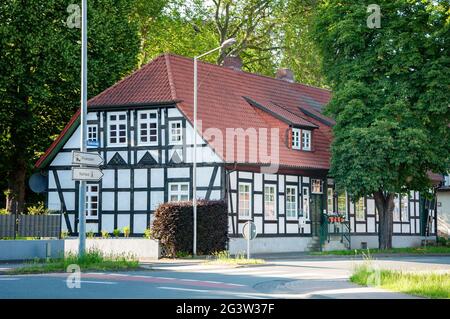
[242,221,257,240]
[72,151,103,166]
[72,167,104,181]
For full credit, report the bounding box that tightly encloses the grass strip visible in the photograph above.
[350,264,450,299]
[8,249,140,274]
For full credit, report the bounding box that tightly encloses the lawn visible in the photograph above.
[312,246,450,256]
[8,249,140,274]
[351,265,450,299]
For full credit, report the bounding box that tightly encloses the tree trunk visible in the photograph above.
[373,191,395,249]
[5,159,27,215]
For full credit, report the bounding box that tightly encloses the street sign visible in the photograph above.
[242,221,257,240]
[242,221,257,260]
[72,151,103,166]
[86,140,99,147]
[72,167,103,181]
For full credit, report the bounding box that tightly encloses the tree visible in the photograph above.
[312,0,450,248]
[279,0,327,87]
[0,0,142,213]
[141,0,285,76]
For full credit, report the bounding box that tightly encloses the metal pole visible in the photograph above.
[193,57,198,256]
[247,231,250,259]
[78,0,88,256]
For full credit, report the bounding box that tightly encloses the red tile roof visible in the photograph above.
[36,53,334,170]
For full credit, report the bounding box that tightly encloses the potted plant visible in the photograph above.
[113,228,121,238]
[123,226,130,238]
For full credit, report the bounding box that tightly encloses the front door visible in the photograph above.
[310,194,323,236]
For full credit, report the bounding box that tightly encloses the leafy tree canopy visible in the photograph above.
[312,0,449,200]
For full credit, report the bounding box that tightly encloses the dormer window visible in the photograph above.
[291,128,312,151]
[292,128,301,149]
[302,130,311,151]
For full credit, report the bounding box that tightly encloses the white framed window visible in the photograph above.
[311,179,323,194]
[264,184,277,220]
[169,121,182,145]
[355,197,365,221]
[238,182,252,219]
[137,110,158,145]
[85,184,99,219]
[302,130,311,151]
[169,182,189,201]
[292,128,301,150]
[302,186,309,219]
[108,112,127,145]
[87,125,98,146]
[401,195,409,222]
[327,187,334,213]
[286,185,298,219]
[337,192,347,218]
[393,195,401,221]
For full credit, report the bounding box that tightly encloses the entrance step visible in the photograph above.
[323,240,349,251]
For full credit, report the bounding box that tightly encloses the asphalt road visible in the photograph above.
[0,256,449,299]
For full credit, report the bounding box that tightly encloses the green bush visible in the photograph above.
[0,208,9,215]
[152,200,228,257]
[123,226,130,238]
[26,202,51,215]
[101,230,110,239]
[113,228,121,238]
[143,227,152,239]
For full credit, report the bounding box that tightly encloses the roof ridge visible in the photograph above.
[164,53,178,101]
[164,53,331,94]
[88,54,167,105]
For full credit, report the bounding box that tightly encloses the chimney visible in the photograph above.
[222,56,243,71]
[276,68,294,83]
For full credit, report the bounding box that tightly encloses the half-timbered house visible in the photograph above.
[35,54,438,253]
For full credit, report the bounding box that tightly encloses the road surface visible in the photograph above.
[0,256,448,299]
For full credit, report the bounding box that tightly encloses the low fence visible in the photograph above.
[0,214,61,238]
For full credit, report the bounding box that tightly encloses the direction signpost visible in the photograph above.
[242,221,257,259]
[72,167,103,181]
[72,151,103,166]
[71,149,103,256]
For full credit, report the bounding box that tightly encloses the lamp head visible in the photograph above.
[221,38,236,49]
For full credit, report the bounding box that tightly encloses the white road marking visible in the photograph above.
[158,287,209,293]
[63,280,117,285]
[0,278,20,281]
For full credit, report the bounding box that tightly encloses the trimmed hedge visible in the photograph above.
[152,200,228,257]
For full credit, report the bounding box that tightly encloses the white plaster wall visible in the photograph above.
[229,237,310,254]
[350,235,428,249]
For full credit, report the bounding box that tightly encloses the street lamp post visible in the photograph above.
[192,38,236,256]
[78,0,88,256]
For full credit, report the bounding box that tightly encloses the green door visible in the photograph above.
[310,194,323,236]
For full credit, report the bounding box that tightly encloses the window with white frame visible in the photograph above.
[302,130,311,151]
[355,197,365,221]
[292,128,301,149]
[85,184,98,219]
[169,182,189,201]
[138,110,158,145]
[302,187,309,219]
[286,185,298,219]
[393,195,401,221]
[337,192,347,217]
[169,121,182,145]
[327,187,334,213]
[238,183,251,219]
[87,125,98,146]
[401,195,409,222]
[108,112,127,145]
[311,179,323,194]
[264,184,277,220]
